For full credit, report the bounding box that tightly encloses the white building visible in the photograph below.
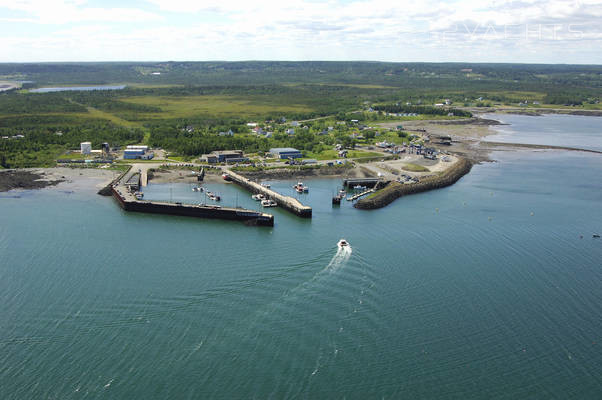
[80,142,92,155]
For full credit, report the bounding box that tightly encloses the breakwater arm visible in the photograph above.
[354,158,473,210]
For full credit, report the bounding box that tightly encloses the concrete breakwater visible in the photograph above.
[225,170,312,218]
[98,165,132,196]
[111,185,274,226]
[354,158,473,210]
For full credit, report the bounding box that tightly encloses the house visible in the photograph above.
[219,129,234,136]
[269,147,302,159]
[291,121,299,127]
[286,128,295,135]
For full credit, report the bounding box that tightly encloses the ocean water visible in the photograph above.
[2,119,602,399]
[483,113,602,151]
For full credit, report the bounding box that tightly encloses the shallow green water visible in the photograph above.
[2,122,602,399]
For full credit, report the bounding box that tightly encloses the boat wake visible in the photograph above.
[326,244,352,272]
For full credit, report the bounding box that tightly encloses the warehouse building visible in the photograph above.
[269,147,303,159]
[200,150,248,163]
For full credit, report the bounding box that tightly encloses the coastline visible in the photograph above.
[0,167,120,193]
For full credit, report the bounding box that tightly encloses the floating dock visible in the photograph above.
[111,172,274,226]
[225,169,312,218]
[347,188,375,201]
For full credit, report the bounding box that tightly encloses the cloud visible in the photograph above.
[0,0,161,24]
[0,0,600,62]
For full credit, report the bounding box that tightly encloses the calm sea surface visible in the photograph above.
[1,116,602,399]
[484,113,602,151]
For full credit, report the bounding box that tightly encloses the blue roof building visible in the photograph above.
[270,147,303,159]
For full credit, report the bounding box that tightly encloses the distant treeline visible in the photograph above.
[372,104,473,117]
[0,92,86,114]
[2,61,600,90]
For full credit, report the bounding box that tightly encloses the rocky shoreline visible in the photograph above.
[234,165,365,181]
[0,170,63,192]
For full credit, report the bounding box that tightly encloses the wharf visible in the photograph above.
[110,171,274,226]
[343,178,381,188]
[225,169,312,218]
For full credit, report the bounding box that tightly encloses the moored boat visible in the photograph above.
[261,199,277,207]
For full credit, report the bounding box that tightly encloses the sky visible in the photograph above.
[0,0,601,63]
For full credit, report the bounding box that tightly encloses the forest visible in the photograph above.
[0,61,600,167]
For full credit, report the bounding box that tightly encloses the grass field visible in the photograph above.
[304,149,381,160]
[119,95,315,119]
[402,163,430,172]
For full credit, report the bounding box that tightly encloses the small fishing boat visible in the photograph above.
[332,195,342,205]
[594,234,601,238]
[222,173,231,181]
[337,239,349,248]
[261,182,271,189]
[261,199,277,207]
[252,193,265,201]
[353,185,367,190]
[294,182,308,193]
[134,192,144,200]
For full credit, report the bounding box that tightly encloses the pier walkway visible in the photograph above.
[225,169,312,218]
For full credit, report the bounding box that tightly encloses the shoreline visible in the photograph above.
[0,167,120,193]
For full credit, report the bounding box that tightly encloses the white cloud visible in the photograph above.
[0,0,161,24]
[0,0,600,62]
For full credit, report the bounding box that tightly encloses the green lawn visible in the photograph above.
[402,163,430,172]
[304,149,381,160]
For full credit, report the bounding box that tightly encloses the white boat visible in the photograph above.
[353,185,367,190]
[337,239,349,248]
[261,182,271,188]
[294,182,308,193]
[261,199,277,207]
[252,194,265,201]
